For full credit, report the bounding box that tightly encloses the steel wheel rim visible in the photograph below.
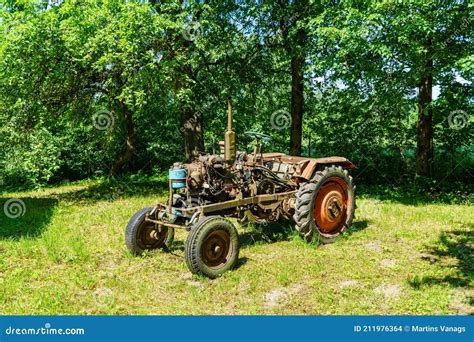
[313,177,348,233]
[137,222,168,249]
[201,230,232,268]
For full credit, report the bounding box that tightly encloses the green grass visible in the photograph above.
[0,179,472,315]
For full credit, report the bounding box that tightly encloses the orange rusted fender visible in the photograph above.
[259,153,356,181]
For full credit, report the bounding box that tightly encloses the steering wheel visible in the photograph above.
[245,131,272,142]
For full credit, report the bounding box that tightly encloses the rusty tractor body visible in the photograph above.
[125,98,356,278]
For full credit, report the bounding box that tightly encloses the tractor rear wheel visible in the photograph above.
[125,207,174,255]
[185,216,240,278]
[293,165,355,244]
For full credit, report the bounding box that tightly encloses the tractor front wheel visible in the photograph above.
[293,165,355,244]
[125,207,174,255]
[185,216,240,278]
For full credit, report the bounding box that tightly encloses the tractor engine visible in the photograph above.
[169,154,246,209]
[167,96,296,220]
[169,152,296,220]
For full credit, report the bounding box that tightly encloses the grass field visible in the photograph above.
[0,179,472,315]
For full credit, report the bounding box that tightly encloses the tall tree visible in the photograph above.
[371,0,471,177]
[252,0,313,156]
[311,0,471,178]
[279,2,307,156]
[173,4,205,161]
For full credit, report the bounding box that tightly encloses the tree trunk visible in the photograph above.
[109,102,135,176]
[281,13,305,157]
[182,108,204,161]
[415,56,433,177]
[290,47,304,156]
[177,25,204,162]
[279,7,305,156]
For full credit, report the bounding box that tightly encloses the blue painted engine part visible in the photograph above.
[169,165,187,189]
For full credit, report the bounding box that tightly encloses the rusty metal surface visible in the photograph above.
[260,153,356,166]
[313,177,348,234]
[144,217,189,230]
[178,190,297,216]
[301,159,317,179]
[202,230,232,267]
[258,153,356,180]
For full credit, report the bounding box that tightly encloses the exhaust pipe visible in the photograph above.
[224,96,236,163]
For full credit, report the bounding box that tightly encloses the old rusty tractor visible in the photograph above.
[125,97,356,278]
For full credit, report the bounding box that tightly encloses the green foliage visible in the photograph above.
[0,126,61,187]
[0,0,472,187]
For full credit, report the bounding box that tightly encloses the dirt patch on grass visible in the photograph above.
[263,284,305,309]
[181,272,205,288]
[375,284,402,300]
[449,289,474,315]
[380,259,397,268]
[366,241,382,253]
[340,280,359,289]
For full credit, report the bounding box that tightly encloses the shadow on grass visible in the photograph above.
[239,219,369,247]
[409,229,473,290]
[167,240,185,255]
[0,179,165,241]
[239,220,296,248]
[234,256,249,270]
[48,178,168,204]
[357,183,473,205]
[167,221,297,253]
[346,220,369,235]
[0,197,58,240]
